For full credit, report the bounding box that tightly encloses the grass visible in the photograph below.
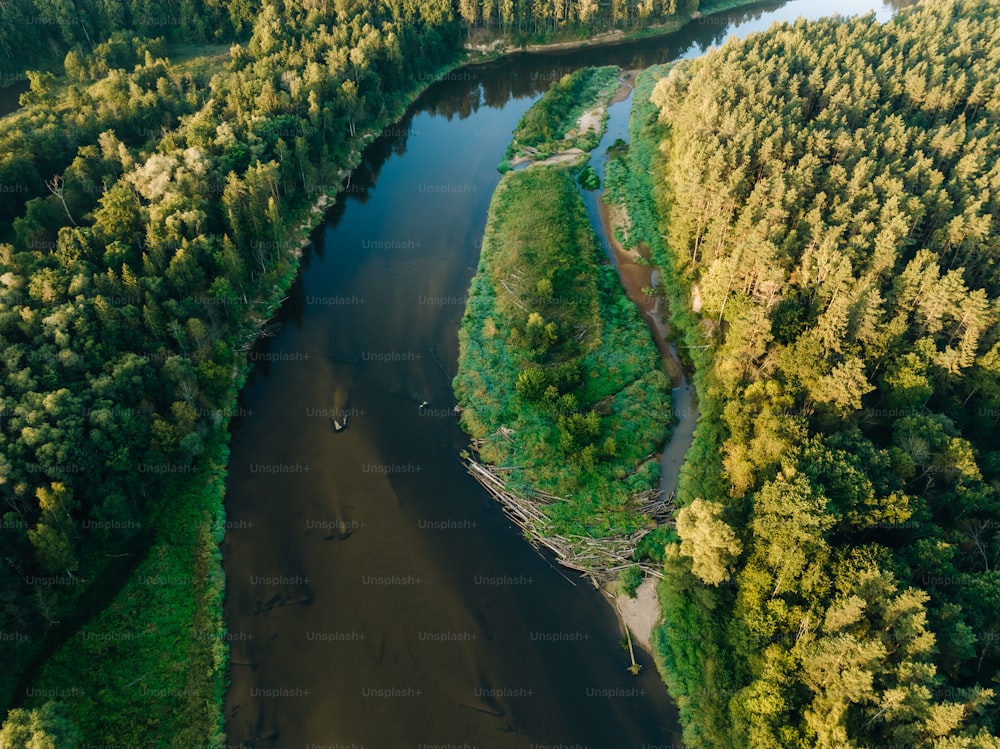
[26,432,230,748]
[168,43,233,79]
[454,164,671,541]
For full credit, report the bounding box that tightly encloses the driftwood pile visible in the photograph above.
[462,441,675,585]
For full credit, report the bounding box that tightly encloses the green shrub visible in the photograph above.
[619,565,644,598]
[577,164,601,190]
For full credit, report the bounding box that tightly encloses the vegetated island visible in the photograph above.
[500,65,621,171]
[617,1,1000,747]
[454,69,674,586]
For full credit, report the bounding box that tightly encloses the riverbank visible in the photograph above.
[599,193,685,386]
[511,71,637,170]
[610,576,660,652]
[463,0,771,63]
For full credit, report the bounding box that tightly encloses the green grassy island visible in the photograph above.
[500,65,621,170]
[454,158,673,575]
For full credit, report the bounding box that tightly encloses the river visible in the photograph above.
[223,2,903,747]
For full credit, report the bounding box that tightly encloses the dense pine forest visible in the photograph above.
[621,1,1000,746]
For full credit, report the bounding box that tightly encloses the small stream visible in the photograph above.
[578,75,698,498]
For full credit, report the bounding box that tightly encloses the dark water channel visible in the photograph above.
[0,79,29,117]
[222,2,900,747]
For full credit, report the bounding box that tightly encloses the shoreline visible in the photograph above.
[604,577,660,654]
[462,0,768,64]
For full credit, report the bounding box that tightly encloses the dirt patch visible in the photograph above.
[511,148,587,169]
[577,106,603,135]
[576,72,634,134]
[609,72,638,106]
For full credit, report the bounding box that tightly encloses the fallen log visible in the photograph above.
[462,451,672,583]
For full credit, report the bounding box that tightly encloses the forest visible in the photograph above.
[456,0,698,36]
[0,0,751,79]
[621,1,1000,746]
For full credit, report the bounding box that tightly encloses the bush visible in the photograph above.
[577,164,600,190]
[619,565,644,598]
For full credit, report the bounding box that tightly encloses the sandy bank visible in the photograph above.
[608,577,661,654]
[510,147,587,168]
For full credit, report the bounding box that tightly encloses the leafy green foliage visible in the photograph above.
[0,701,82,748]
[577,164,600,190]
[618,565,643,597]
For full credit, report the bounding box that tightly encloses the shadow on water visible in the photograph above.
[0,79,29,117]
[223,1,902,746]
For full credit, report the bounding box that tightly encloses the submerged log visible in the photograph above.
[330,385,350,432]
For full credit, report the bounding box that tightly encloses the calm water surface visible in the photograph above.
[0,79,28,117]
